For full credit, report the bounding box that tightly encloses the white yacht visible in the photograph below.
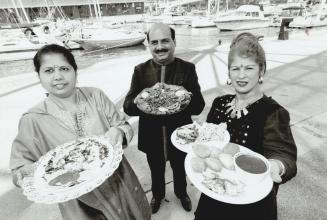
[290,1,327,28]
[214,5,270,31]
[270,6,306,27]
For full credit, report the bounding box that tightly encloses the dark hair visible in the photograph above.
[228,32,266,74]
[146,26,175,42]
[24,28,36,36]
[33,44,77,73]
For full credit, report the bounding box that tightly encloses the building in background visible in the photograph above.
[0,0,145,24]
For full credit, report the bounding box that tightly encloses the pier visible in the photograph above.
[0,28,327,220]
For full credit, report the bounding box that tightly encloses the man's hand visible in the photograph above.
[105,127,124,147]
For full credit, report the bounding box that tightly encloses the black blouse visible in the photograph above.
[207,94,297,183]
[194,94,297,220]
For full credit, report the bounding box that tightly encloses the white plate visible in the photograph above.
[185,143,273,204]
[22,136,123,204]
[171,128,230,153]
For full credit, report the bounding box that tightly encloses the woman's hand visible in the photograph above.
[105,127,124,147]
[15,163,36,187]
[269,159,283,183]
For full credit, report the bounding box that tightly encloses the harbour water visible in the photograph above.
[0,24,317,78]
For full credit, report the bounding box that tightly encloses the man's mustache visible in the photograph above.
[155,49,168,53]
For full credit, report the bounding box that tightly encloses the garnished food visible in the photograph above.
[21,136,124,204]
[42,137,110,186]
[176,122,199,144]
[190,143,245,196]
[174,122,229,147]
[134,83,192,115]
[197,123,228,142]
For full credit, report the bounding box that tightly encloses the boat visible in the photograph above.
[214,5,270,31]
[191,16,216,28]
[270,6,306,27]
[71,27,146,51]
[290,1,327,28]
[190,11,216,28]
[0,25,80,54]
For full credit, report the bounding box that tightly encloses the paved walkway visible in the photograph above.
[0,29,327,220]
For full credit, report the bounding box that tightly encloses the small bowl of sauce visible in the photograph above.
[234,152,270,185]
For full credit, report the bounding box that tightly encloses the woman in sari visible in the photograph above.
[194,33,297,220]
[10,44,151,220]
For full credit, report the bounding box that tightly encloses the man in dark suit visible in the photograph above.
[123,23,205,214]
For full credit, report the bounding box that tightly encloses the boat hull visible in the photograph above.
[72,36,145,51]
[214,19,270,31]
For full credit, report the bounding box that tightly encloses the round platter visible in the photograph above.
[171,123,230,153]
[135,83,192,115]
[185,143,273,204]
[22,136,123,204]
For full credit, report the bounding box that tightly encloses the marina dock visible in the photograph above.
[0,28,327,220]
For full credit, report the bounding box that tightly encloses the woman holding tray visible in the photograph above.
[10,44,151,220]
[194,33,297,220]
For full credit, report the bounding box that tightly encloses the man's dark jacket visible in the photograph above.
[123,58,205,159]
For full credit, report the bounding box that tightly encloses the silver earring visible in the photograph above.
[226,78,232,85]
[258,76,263,84]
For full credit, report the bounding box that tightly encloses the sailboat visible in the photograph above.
[0,0,80,55]
[70,0,146,50]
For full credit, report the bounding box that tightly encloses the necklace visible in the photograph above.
[226,94,263,119]
[48,90,87,138]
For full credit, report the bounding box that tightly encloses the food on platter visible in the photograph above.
[234,152,270,185]
[191,157,207,173]
[185,143,273,204]
[21,136,123,204]
[173,122,230,151]
[205,158,223,172]
[197,123,228,142]
[202,169,244,196]
[175,122,199,144]
[190,143,245,196]
[210,147,222,159]
[235,154,267,174]
[218,153,234,170]
[42,137,109,186]
[222,142,240,156]
[134,83,192,115]
[193,143,212,158]
[49,171,80,187]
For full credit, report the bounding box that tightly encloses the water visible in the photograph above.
[0,24,313,78]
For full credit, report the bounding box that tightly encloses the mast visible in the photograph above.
[96,0,102,20]
[11,0,23,23]
[17,0,31,23]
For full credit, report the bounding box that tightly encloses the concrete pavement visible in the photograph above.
[0,28,327,220]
